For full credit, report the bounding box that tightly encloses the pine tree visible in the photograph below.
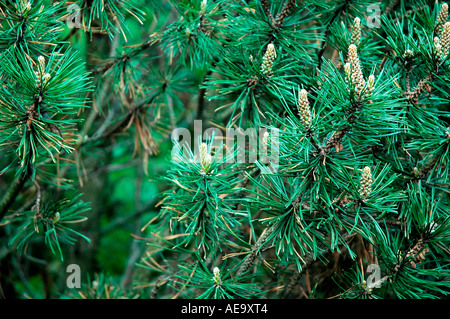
[0,0,449,300]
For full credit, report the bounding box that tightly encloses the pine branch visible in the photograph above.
[306,130,323,154]
[404,238,429,269]
[197,63,216,119]
[121,161,144,290]
[31,178,42,219]
[0,173,29,222]
[77,92,159,148]
[417,145,447,179]
[391,5,426,25]
[317,7,343,72]
[235,225,275,277]
[321,101,362,155]
[281,233,355,297]
[91,35,160,75]
[406,72,434,103]
[261,0,276,27]
[150,275,171,299]
[384,0,400,16]
[274,0,296,28]
[280,250,317,298]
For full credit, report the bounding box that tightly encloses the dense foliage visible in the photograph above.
[0,0,449,299]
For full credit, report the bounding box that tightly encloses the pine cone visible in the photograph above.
[200,142,212,174]
[348,44,365,96]
[435,3,449,35]
[297,89,312,130]
[351,17,361,46]
[440,22,450,57]
[359,166,372,199]
[367,74,375,97]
